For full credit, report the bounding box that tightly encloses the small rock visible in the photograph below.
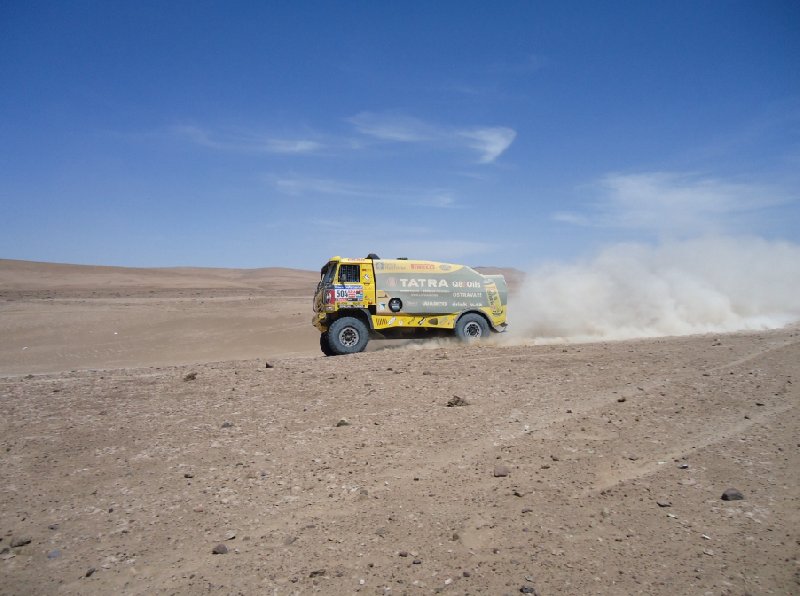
[413,559,422,565]
[46,549,61,559]
[521,507,533,513]
[183,372,197,381]
[10,537,31,548]
[617,396,626,403]
[626,454,640,461]
[265,362,274,369]
[85,567,96,577]
[656,500,672,508]
[224,531,236,541]
[520,586,539,594]
[184,472,194,478]
[462,571,471,577]
[309,569,326,577]
[721,488,744,501]
[398,550,409,557]
[678,464,689,469]
[446,396,469,407]
[336,419,350,427]
[47,524,59,531]
[493,465,510,478]
[566,409,573,413]
[550,454,560,461]
[212,544,228,555]
[221,421,233,429]
[192,505,204,513]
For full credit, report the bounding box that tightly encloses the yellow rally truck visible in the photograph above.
[312,254,508,356]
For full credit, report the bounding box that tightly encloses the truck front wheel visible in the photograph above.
[326,317,369,355]
[320,332,335,356]
[455,313,489,341]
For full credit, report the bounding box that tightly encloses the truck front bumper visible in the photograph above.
[312,312,329,332]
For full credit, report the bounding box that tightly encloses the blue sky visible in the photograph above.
[1,1,798,270]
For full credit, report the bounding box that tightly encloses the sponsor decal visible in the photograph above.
[375,261,408,271]
[422,301,447,307]
[411,263,435,270]
[364,273,371,282]
[334,285,364,302]
[451,280,482,288]
[398,278,449,288]
[439,264,452,271]
[378,302,386,311]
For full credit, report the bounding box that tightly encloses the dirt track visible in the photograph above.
[1,260,798,595]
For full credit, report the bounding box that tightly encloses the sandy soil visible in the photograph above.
[1,260,798,595]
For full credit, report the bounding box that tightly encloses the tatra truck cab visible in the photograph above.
[312,254,508,356]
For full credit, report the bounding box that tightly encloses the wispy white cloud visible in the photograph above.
[347,112,516,164]
[347,113,435,142]
[172,125,323,154]
[269,174,460,208]
[458,127,517,164]
[555,172,792,235]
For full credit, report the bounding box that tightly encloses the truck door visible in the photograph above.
[335,263,366,305]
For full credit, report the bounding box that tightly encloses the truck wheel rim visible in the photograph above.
[339,327,359,347]
[464,321,482,337]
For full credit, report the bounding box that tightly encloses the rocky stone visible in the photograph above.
[10,537,31,548]
[265,362,274,369]
[721,488,744,501]
[412,559,422,564]
[85,567,96,577]
[493,465,510,477]
[221,421,233,428]
[309,569,326,577]
[224,530,236,541]
[192,504,204,512]
[656,500,672,508]
[212,544,228,554]
[183,372,197,381]
[446,396,469,407]
[520,586,539,594]
[398,550,409,557]
[335,419,350,427]
[46,549,61,559]
[47,524,59,530]
[184,472,194,478]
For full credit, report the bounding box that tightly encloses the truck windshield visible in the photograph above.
[321,262,336,284]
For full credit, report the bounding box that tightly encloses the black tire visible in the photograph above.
[320,332,334,356]
[326,317,369,355]
[455,313,489,341]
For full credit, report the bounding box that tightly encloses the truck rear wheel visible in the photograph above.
[455,313,489,341]
[326,317,369,355]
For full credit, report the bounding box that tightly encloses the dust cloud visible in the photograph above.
[506,236,800,343]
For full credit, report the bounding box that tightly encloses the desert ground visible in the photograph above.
[0,259,797,595]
